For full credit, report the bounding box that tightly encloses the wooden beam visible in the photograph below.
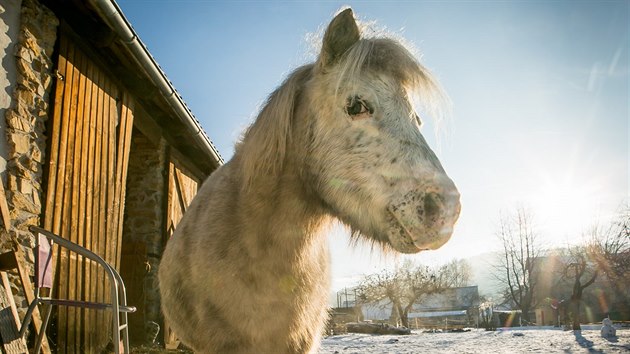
[0,178,11,232]
[0,271,28,353]
[12,247,52,354]
[0,248,51,353]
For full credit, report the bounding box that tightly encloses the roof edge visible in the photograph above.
[87,0,224,167]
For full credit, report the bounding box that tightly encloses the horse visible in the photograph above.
[158,8,460,353]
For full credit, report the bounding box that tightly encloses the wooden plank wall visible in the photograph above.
[165,161,199,243]
[43,34,135,353]
[163,161,198,349]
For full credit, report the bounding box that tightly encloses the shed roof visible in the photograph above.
[408,310,468,318]
[44,0,224,176]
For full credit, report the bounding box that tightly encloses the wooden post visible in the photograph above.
[0,248,52,353]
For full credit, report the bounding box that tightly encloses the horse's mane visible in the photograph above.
[237,64,313,189]
[237,33,447,189]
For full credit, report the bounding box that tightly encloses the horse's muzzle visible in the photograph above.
[385,183,461,253]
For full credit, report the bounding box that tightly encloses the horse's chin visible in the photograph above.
[386,224,454,254]
[384,204,457,254]
[346,211,456,254]
[388,236,423,254]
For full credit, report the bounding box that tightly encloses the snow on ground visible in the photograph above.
[319,327,630,353]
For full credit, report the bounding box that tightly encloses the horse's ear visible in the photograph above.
[318,8,360,69]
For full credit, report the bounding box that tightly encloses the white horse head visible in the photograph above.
[242,8,460,253]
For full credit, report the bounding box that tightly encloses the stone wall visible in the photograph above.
[121,129,168,344]
[0,0,23,174]
[2,0,57,249]
[1,0,57,313]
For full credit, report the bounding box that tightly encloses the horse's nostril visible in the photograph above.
[423,193,441,221]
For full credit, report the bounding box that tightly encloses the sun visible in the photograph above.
[524,174,606,244]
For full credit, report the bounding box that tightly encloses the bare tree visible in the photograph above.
[357,261,434,327]
[587,206,630,317]
[494,207,543,323]
[435,258,472,288]
[357,259,470,327]
[560,246,598,330]
[588,207,630,287]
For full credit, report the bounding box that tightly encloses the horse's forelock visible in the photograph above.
[336,37,450,125]
[238,64,314,189]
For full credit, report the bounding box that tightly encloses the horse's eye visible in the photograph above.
[346,96,373,119]
[346,98,364,116]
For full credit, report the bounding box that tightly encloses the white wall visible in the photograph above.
[0,0,22,175]
[362,299,394,321]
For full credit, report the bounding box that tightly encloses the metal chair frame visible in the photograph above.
[20,226,136,354]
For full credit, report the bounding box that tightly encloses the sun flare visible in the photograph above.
[524,174,607,242]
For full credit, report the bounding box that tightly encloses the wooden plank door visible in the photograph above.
[163,161,198,349]
[43,34,134,354]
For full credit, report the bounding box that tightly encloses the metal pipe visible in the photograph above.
[88,0,224,166]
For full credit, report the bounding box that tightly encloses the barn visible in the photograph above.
[0,0,222,351]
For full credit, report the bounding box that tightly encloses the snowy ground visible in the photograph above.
[319,327,629,353]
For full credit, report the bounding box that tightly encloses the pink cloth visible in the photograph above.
[37,233,53,288]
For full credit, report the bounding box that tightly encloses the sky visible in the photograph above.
[116,0,629,292]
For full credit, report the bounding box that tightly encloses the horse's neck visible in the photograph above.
[232,158,330,260]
